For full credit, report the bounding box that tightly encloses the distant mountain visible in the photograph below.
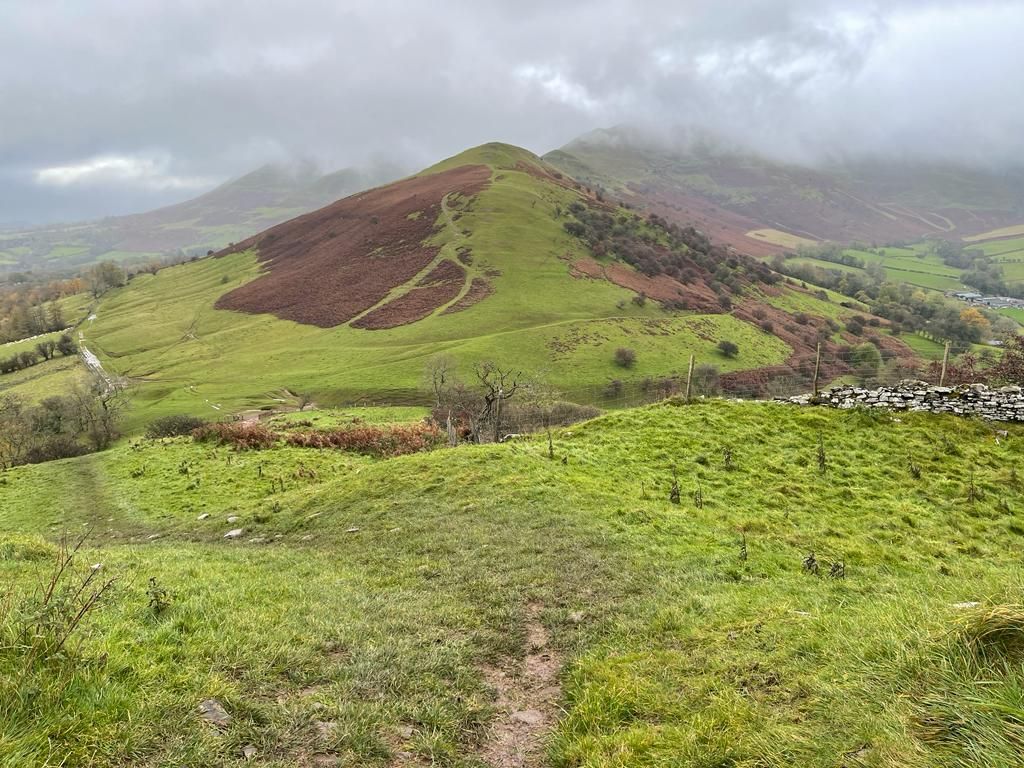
[0,162,404,272]
[544,127,1024,256]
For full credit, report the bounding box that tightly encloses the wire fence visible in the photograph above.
[556,342,969,410]
[341,342,975,417]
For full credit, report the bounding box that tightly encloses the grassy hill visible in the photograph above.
[2,401,1023,766]
[0,163,401,272]
[545,128,1024,258]
[65,142,885,430]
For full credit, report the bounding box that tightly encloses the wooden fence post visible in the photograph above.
[940,342,950,386]
[812,343,822,399]
[685,354,695,402]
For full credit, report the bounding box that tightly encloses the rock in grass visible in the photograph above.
[198,698,231,727]
[242,744,257,760]
[315,720,337,739]
[227,515,240,523]
[197,513,210,520]
[224,528,244,539]
[510,709,545,725]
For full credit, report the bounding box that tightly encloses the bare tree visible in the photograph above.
[425,355,462,445]
[0,395,31,469]
[474,361,522,443]
[68,372,130,450]
[426,355,457,409]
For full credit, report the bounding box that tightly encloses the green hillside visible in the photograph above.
[2,401,1023,766]
[69,143,867,430]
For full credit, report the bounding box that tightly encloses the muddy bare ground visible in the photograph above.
[479,603,562,768]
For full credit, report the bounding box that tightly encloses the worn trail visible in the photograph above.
[480,603,562,768]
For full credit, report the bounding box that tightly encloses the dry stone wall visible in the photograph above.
[782,381,1024,422]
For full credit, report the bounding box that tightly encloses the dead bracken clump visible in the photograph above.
[802,551,820,576]
[284,422,443,458]
[192,422,277,451]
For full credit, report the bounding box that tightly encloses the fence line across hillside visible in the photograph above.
[337,339,990,415]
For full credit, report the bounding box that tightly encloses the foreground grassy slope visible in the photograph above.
[2,402,1023,766]
[80,144,798,429]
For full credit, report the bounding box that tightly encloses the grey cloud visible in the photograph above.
[1,0,1021,224]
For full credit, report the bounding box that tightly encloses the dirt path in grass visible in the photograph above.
[479,603,561,768]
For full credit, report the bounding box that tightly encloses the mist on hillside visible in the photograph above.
[1,0,1022,224]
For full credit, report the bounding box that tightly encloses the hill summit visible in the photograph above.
[215,142,774,329]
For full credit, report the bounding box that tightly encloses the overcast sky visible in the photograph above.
[1,0,1022,225]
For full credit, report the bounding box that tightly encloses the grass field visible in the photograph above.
[783,246,968,294]
[72,146,804,431]
[848,248,966,292]
[998,307,1024,326]
[968,235,1024,257]
[899,333,948,360]
[745,228,818,249]
[762,286,866,320]
[0,355,85,403]
[963,224,1024,242]
[2,401,1023,766]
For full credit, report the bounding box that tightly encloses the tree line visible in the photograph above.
[0,375,126,468]
[560,201,779,308]
[772,256,1014,351]
[0,333,78,375]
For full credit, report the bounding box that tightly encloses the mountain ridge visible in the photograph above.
[544,127,1024,256]
[0,161,404,271]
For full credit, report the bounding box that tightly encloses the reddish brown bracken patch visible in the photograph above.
[415,259,464,287]
[570,257,722,312]
[352,260,467,330]
[215,165,490,327]
[441,277,495,316]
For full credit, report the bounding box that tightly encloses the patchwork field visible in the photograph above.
[2,402,1023,766]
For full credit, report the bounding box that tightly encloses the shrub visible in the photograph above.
[503,401,601,433]
[604,379,625,399]
[146,414,208,439]
[284,423,443,458]
[192,422,276,450]
[2,534,115,666]
[691,364,721,396]
[717,340,739,358]
[614,347,637,368]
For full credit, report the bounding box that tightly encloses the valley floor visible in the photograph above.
[2,402,1023,767]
